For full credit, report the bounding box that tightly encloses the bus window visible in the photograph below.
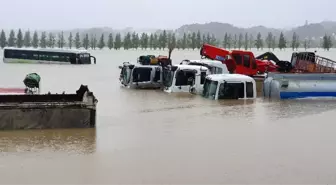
[78,53,90,64]
[32,53,39,60]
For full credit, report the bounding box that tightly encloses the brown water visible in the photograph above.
[1,48,336,184]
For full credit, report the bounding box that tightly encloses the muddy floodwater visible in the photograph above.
[1,48,336,184]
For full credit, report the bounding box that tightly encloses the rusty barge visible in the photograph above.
[0,82,97,130]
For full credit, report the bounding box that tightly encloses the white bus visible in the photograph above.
[3,47,96,64]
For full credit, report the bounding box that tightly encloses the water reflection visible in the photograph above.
[0,128,96,155]
[263,98,336,120]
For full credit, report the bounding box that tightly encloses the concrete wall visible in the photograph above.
[0,108,95,130]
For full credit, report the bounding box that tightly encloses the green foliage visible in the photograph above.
[40,32,47,48]
[265,32,273,50]
[0,30,7,48]
[68,32,73,49]
[322,34,332,51]
[2,28,336,51]
[16,29,23,48]
[23,30,31,47]
[107,33,113,50]
[98,33,105,49]
[278,32,286,50]
[8,30,16,47]
[32,31,39,48]
[255,32,263,50]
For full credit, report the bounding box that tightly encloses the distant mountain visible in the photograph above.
[175,21,336,40]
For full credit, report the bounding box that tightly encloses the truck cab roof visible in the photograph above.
[206,74,255,83]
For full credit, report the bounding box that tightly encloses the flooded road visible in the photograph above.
[1,49,336,184]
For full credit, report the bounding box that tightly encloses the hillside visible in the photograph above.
[175,21,336,39]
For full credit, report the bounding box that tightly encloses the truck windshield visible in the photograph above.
[202,79,218,99]
[218,82,245,99]
[132,67,152,82]
[175,70,196,86]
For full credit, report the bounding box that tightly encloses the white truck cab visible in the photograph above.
[180,58,229,74]
[162,59,230,94]
[202,74,257,100]
[119,62,162,89]
[163,65,210,93]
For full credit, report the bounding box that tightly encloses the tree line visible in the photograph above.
[0,29,334,51]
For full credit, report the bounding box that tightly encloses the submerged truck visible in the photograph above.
[119,55,172,89]
[0,73,97,130]
[263,52,336,99]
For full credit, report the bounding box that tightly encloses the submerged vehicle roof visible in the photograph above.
[174,64,209,71]
[183,58,225,66]
[3,47,90,54]
[206,74,255,82]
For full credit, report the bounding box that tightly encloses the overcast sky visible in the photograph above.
[1,0,334,30]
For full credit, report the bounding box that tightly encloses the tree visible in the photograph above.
[271,36,276,51]
[223,33,228,48]
[57,31,65,48]
[47,33,55,48]
[153,33,159,50]
[167,33,176,58]
[255,32,263,50]
[82,33,89,49]
[40,32,47,48]
[75,32,81,49]
[295,35,300,50]
[131,32,139,49]
[182,33,187,49]
[303,38,308,50]
[278,32,286,50]
[322,34,332,51]
[248,34,254,50]
[159,30,167,49]
[244,33,248,50]
[23,30,31,48]
[238,33,243,49]
[123,32,132,50]
[233,34,237,49]
[291,32,298,51]
[8,30,16,47]
[32,31,39,48]
[140,33,148,49]
[16,29,23,48]
[90,35,97,49]
[202,34,206,44]
[68,32,73,49]
[107,33,113,50]
[0,30,6,48]
[149,34,154,49]
[227,34,232,49]
[196,31,201,48]
[98,33,105,49]
[210,34,217,46]
[189,32,195,50]
[265,32,273,50]
[114,33,122,50]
